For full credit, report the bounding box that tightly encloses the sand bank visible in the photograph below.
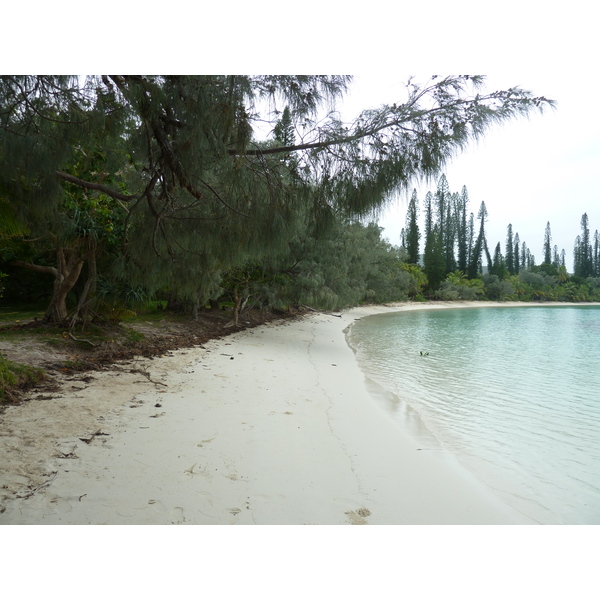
[0,302,543,524]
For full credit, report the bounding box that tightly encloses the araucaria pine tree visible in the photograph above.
[405,189,420,264]
[543,221,552,265]
[423,224,446,292]
[575,213,593,277]
[505,223,515,275]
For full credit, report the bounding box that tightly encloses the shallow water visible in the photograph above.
[348,305,600,524]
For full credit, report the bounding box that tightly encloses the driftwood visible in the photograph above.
[68,332,100,346]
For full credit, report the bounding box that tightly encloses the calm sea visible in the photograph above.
[347,305,600,524]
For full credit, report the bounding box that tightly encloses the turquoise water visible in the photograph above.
[348,306,600,524]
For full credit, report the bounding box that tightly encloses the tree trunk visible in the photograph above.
[12,243,85,324]
[46,246,85,323]
[232,287,241,327]
[71,242,97,325]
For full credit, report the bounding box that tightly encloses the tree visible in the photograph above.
[513,232,520,275]
[456,186,470,273]
[424,191,433,242]
[575,213,593,278]
[552,245,560,267]
[444,200,457,274]
[543,221,552,265]
[1,75,554,321]
[467,212,475,269]
[505,223,515,275]
[273,106,295,147]
[404,189,420,264]
[432,174,456,275]
[490,242,505,278]
[520,241,529,271]
[423,224,446,292]
[594,230,600,276]
[468,201,491,278]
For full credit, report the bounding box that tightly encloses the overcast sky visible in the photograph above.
[340,74,600,271]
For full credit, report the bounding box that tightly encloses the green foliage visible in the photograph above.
[434,272,485,300]
[482,274,514,300]
[511,271,557,301]
[423,225,445,292]
[0,75,558,316]
[401,263,428,299]
[404,189,420,264]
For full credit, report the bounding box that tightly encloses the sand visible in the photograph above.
[0,301,542,525]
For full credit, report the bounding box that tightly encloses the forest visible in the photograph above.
[2,74,596,330]
[398,174,600,302]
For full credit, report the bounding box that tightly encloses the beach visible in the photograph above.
[0,302,536,524]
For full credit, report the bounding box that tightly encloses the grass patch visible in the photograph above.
[0,307,45,323]
[0,353,46,403]
[122,328,146,344]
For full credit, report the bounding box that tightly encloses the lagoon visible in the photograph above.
[348,304,600,524]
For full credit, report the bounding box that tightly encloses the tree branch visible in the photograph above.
[11,260,57,276]
[56,171,134,206]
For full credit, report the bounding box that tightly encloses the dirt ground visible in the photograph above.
[0,307,300,402]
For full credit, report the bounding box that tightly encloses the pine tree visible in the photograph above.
[573,235,582,277]
[543,221,552,265]
[594,230,600,276]
[513,232,520,275]
[456,186,469,273]
[505,223,514,275]
[405,189,420,264]
[424,224,445,292]
[576,213,593,277]
[467,212,475,270]
[424,191,433,242]
[468,201,490,278]
[432,174,456,275]
[444,201,457,274]
[273,106,295,147]
[520,241,528,271]
[491,242,505,278]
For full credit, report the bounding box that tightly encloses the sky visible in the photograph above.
[340,74,600,272]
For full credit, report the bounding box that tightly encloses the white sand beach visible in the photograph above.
[0,302,541,525]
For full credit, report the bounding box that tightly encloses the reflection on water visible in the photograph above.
[348,306,600,524]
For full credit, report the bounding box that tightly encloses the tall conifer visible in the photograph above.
[506,224,514,275]
[543,222,552,264]
[405,189,420,264]
[456,186,469,273]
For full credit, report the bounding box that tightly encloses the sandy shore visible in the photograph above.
[0,301,549,524]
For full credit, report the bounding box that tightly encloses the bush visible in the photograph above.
[434,277,485,301]
[482,274,514,300]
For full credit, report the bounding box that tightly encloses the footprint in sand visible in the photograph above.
[170,506,185,524]
[345,507,371,525]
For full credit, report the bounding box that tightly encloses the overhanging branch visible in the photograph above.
[56,171,135,207]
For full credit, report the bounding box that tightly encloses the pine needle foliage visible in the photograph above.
[1,75,554,317]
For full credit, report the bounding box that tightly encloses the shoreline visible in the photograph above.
[2,300,594,524]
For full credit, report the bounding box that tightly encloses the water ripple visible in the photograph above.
[349,306,600,524]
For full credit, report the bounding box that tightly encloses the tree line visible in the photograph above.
[399,175,600,302]
[1,75,564,322]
